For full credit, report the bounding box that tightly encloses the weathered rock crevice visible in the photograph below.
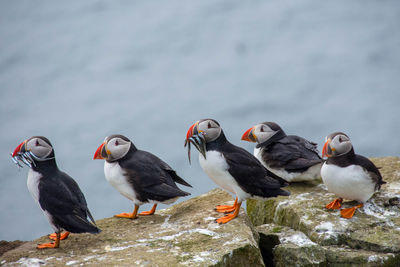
[258,231,280,266]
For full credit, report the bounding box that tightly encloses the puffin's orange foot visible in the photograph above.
[139,210,155,216]
[215,213,238,224]
[326,198,343,210]
[139,204,157,216]
[49,232,70,241]
[215,204,236,213]
[114,212,138,219]
[215,200,241,224]
[37,242,59,249]
[341,204,363,219]
[215,197,238,213]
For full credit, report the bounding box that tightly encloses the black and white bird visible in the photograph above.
[11,136,100,249]
[94,134,191,219]
[241,122,323,182]
[321,132,386,218]
[185,119,289,224]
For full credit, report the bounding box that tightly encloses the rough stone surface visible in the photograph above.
[257,223,399,267]
[0,241,25,257]
[1,189,264,267]
[248,157,400,266]
[257,224,326,267]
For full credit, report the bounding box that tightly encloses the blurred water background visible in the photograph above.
[0,0,399,241]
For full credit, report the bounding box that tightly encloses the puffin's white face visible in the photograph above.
[94,135,132,162]
[25,137,53,160]
[105,136,131,161]
[242,122,283,144]
[196,119,222,142]
[185,118,222,163]
[11,136,54,168]
[330,134,352,156]
[322,132,352,157]
[251,124,277,143]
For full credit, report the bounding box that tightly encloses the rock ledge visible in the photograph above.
[1,189,264,267]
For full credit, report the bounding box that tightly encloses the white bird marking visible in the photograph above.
[104,161,141,205]
[27,169,58,231]
[199,150,250,202]
[321,163,375,202]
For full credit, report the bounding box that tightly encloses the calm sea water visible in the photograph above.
[0,0,399,241]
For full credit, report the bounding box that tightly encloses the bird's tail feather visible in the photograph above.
[86,210,97,226]
[169,172,192,187]
[55,214,101,234]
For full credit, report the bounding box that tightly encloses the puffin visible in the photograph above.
[11,136,100,249]
[185,119,290,224]
[93,134,191,219]
[321,132,386,218]
[241,122,323,182]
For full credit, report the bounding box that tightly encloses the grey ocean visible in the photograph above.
[0,1,399,241]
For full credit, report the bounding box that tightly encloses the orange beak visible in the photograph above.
[322,139,331,158]
[12,141,26,157]
[241,127,256,142]
[93,143,105,160]
[186,121,199,141]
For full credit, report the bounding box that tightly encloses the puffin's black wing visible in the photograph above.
[354,154,386,190]
[261,135,322,172]
[60,174,97,226]
[119,150,190,202]
[222,143,290,198]
[38,171,100,234]
[155,156,192,187]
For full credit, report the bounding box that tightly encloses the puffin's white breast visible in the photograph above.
[199,150,250,202]
[27,169,58,231]
[104,161,140,204]
[321,163,375,203]
[254,148,321,182]
[27,169,41,203]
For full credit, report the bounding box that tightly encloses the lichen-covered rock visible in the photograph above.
[257,224,326,267]
[1,189,264,267]
[248,157,400,266]
[324,247,399,267]
[257,223,399,267]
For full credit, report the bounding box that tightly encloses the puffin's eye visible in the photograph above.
[115,140,119,146]
[339,137,343,142]
[208,122,212,128]
[260,127,264,132]
[35,140,40,146]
